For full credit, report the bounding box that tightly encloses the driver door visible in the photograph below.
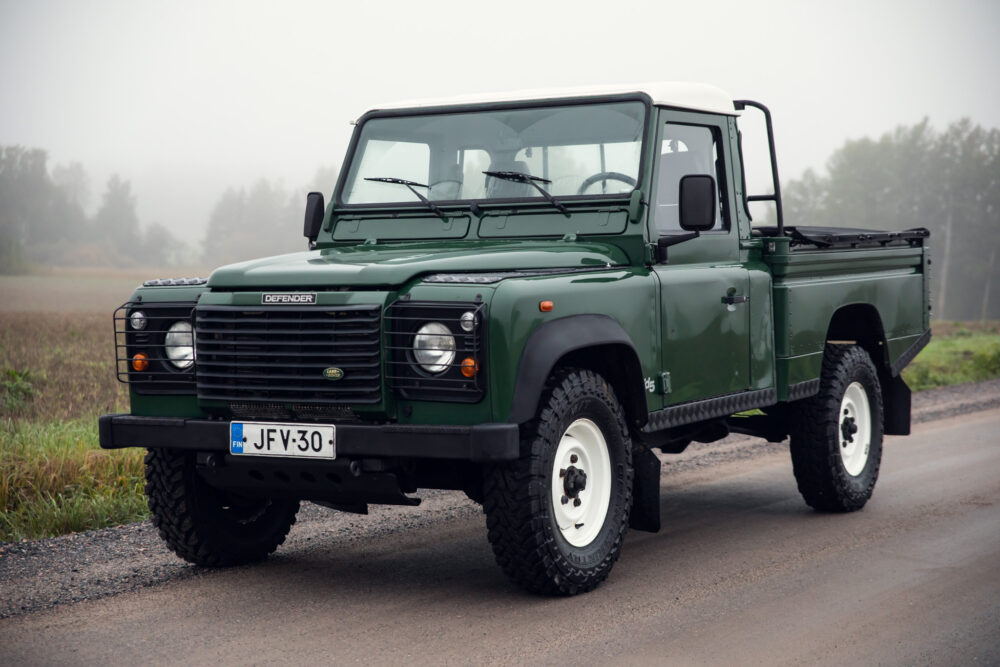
[651,112,751,405]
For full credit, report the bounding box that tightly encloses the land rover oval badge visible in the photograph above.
[323,367,344,380]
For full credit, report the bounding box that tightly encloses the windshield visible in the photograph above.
[340,101,646,205]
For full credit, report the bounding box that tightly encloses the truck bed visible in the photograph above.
[753,225,930,250]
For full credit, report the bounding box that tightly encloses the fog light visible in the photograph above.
[132,353,150,371]
[460,311,476,332]
[461,357,478,378]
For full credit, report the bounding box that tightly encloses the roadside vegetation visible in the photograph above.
[902,321,1000,391]
[1,311,143,542]
[1,309,998,542]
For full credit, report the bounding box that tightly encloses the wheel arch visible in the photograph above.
[824,303,910,436]
[825,303,889,369]
[506,314,647,428]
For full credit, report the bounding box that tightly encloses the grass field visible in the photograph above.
[1,271,999,541]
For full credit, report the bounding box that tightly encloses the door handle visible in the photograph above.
[721,294,750,305]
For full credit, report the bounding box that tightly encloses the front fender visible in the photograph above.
[506,314,646,425]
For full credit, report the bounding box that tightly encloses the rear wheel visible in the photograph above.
[144,448,299,567]
[789,345,884,512]
[483,368,633,595]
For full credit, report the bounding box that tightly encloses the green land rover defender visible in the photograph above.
[100,83,931,595]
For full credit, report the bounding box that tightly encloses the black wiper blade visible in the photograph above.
[482,170,569,216]
[364,177,446,220]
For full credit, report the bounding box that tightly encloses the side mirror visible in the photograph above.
[303,192,325,244]
[678,174,717,232]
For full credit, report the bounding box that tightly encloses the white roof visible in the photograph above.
[361,81,739,118]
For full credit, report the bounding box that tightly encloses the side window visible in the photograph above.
[654,124,727,233]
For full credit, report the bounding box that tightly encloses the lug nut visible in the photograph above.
[561,495,569,505]
[573,498,581,507]
[570,454,578,464]
[559,468,566,478]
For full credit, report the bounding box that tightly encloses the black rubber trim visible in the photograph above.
[643,387,776,432]
[787,379,821,402]
[890,329,932,377]
[99,414,519,462]
[506,314,645,425]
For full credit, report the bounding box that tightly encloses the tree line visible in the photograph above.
[781,118,999,321]
[0,146,191,271]
[0,145,335,273]
[3,119,997,320]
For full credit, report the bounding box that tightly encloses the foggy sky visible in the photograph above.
[1,0,998,243]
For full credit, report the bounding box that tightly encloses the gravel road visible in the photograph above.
[1,380,998,664]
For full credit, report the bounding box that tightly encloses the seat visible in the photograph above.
[485,160,535,199]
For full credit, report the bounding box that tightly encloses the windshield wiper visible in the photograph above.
[482,171,569,216]
[364,177,446,220]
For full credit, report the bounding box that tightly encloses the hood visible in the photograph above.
[206,240,629,289]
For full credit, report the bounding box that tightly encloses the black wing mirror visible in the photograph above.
[304,192,325,244]
[679,174,716,232]
[654,174,717,262]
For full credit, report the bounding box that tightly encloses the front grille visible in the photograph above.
[194,305,381,406]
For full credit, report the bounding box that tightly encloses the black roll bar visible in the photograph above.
[734,100,784,236]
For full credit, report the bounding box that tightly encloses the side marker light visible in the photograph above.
[132,353,150,371]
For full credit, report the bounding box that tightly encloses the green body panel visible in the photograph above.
[478,210,628,238]
[746,265,776,391]
[655,263,749,404]
[332,215,470,241]
[487,268,660,421]
[207,239,630,289]
[121,98,931,434]
[767,244,925,368]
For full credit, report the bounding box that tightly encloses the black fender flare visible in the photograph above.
[506,314,647,426]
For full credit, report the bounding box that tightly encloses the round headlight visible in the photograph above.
[413,322,455,374]
[130,310,147,331]
[164,321,195,370]
[459,311,476,333]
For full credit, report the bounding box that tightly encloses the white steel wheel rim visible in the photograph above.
[550,418,612,548]
[839,382,871,476]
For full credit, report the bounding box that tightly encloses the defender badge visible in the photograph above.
[323,367,344,380]
[262,293,317,305]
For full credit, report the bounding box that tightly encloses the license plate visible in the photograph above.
[229,421,336,460]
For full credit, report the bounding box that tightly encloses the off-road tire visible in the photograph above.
[789,344,884,512]
[483,368,634,595]
[144,448,300,567]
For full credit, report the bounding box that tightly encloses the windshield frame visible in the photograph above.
[333,93,652,211]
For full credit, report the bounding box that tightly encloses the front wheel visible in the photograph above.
[483,368,633,595]
[144,448,299,567]
[789,344,884,512]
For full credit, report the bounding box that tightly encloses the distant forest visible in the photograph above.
[1,117,997,319]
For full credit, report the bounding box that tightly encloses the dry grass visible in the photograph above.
[0,312,128,422]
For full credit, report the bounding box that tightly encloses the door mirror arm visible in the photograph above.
[654,231,700,263]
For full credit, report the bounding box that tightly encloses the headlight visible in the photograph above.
[164,321,195,370]
[413,322,455,374]
[130,310,147,330]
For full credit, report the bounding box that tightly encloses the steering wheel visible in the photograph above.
[576,171,637,195]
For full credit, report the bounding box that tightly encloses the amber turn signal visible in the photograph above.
[460,357,479,378]
[131,353,150,371]
[539,300,554,312]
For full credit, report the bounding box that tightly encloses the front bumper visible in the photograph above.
[98,414,520,462]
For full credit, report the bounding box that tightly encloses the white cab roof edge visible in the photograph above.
[360,82,739,118]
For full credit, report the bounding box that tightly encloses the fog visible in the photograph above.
[1,0,998,243]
